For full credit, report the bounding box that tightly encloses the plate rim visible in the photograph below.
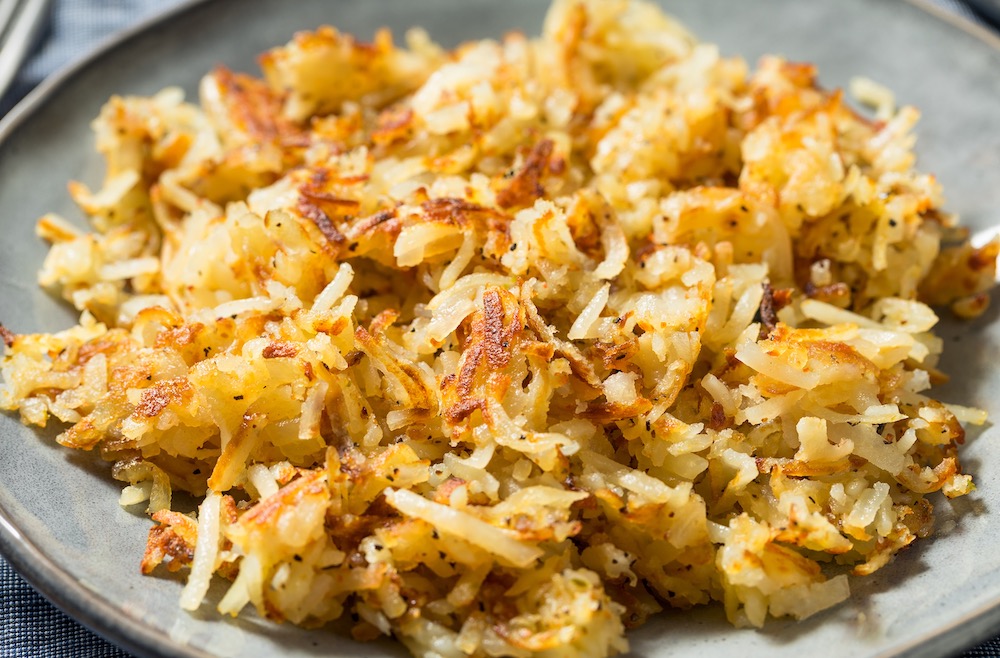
[0,1,998,657]
[0,2,215,656]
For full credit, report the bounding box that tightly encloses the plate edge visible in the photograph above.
[0,505,210,658]
[905,0,1000,50]
[0,0,212,140]
[884,4,1000,657]
[0,0,220,654]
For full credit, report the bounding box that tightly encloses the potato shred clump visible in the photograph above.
[2,1,996,656]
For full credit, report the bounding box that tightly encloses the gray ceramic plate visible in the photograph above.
[1,0,999,656]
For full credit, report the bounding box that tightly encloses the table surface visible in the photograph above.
[0,0,998,656]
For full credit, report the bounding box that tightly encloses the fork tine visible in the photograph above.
[0,0,51,103]
[0,0,21,38]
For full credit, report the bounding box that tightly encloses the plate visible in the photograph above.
[0,0,999,656]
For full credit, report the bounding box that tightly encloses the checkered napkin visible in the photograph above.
[0,0,997,656]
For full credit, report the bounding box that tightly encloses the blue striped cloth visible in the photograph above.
[0,0,998,656]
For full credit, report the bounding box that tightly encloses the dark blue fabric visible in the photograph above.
[0,0,997,656]
[0,559,130,657]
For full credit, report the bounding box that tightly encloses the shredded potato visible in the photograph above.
[0,1,995,656]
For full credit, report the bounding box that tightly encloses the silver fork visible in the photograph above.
[0,0,51,103]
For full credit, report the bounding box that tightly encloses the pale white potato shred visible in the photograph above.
[2,1,997,656]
